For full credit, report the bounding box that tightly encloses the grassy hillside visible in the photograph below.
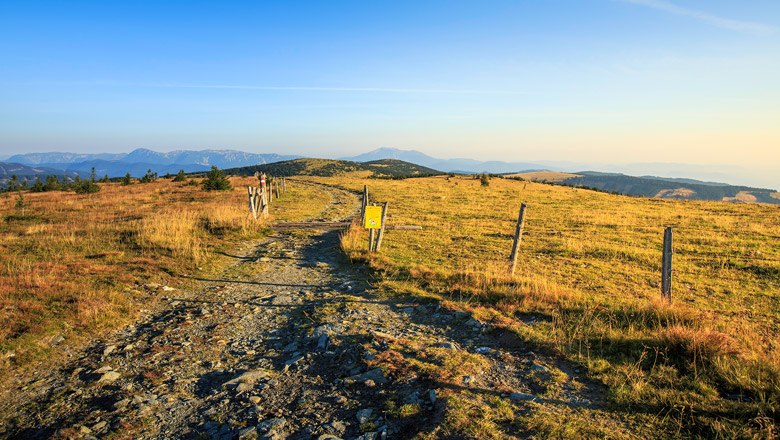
[0,177,334,378]
[507,171,780,204]
[226,157,442,178]
[506,171,581,182]
[307,173,779,438]
[362,158,442,177]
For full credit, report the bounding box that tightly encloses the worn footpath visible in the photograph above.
[0,186,614,439]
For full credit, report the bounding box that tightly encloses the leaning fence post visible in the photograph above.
[375,202,389,252]
[509,203,527,275]
[662,227,673,303]
[254,187,261,217]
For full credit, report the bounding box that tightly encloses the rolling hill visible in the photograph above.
[0,162,79,187]
[225,158,442,178]
[509,170,780,204]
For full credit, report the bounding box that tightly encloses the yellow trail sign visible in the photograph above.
[364,205,383,229]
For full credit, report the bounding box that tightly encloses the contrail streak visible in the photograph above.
[618,0,777,35]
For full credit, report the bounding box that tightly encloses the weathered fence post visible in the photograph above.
[248,186,257,219]
[375,202,389,252]
[368,228,376,252]
[361,185,368,218]
[261,186,269,218]
[282,178,286,193]
[275,180,280,199]
[254,187,262,217]
[662,227,673,303]
[509,203,527,275]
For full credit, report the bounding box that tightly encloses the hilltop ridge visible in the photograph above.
[226,157,442,178]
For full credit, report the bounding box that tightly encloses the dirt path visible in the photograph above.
[0,185,613,439]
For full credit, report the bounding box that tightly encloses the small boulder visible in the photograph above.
[98,371,121,383]
[509,392,538,402]
[355,408,374,424]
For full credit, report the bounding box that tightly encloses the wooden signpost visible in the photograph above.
[364,205,383,229]
[364,204,383,252]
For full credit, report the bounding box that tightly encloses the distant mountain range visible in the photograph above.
[2,146,777,204]
[1,148,298,180]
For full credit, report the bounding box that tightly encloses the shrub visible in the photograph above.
[139,169,158,184]
[6,175,20,192]
[30,178,45,193]
[73,178,100,194]
[172,169,187,182]
[480,173,490,187]
[202,166,232,191]
[44,175,62,191]
[121,173,133,186]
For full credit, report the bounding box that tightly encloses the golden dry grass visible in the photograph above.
[505,171,581,182]
[316,173,780,437]
[0,177,331,378]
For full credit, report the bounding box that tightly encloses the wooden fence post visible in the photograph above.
[275,180,280,199]
[254,187,262,217]
[248,186,257,219]
[282,178,286,193]
[375,202,389,252]
[662,227,673,303]
[509,203,527,275]
[361,185,368,218]
[368,228,376,252]
[261,188,269,218]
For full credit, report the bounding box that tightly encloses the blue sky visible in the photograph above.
[1,1,778,184]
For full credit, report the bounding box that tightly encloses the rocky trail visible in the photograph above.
[1,185,612,439]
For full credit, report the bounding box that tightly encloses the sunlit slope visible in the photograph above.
[226,158,441,178]
[0,177,332,374]
[312,173,780,437]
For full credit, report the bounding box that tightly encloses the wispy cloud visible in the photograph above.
[619,0,777,35]
[6,80,522,95]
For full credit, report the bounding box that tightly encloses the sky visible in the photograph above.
[1,1,779,186]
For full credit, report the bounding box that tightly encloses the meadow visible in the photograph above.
[0,177,331,379]
[313,173,779,438]
[1,170,778,437]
